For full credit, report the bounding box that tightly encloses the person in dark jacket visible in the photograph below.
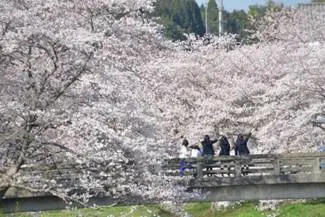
[235,132,252,176]
[219,135,230,156]
[235,133,251,156]
[201,135,217,176]
[201,135,217,156]
[218,135,231,176]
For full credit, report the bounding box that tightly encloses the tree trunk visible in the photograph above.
[0,185,10,199]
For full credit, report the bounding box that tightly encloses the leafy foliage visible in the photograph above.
[154,0,283,42]
[206,0,219,34]
[153,0,205,41]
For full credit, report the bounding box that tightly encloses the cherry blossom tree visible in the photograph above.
[0,0,175,203]
[150,5,325,155]
[1,0,325,206]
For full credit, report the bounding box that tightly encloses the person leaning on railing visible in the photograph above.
[234,132,252,156]
[202,135,217,156]
[201,135,218,176]
[189,144,202,177]
[190,145,202,158]
[235,132,252,176]
[218,135,231,176]
[178,136,190,177]
[219,135,231,156]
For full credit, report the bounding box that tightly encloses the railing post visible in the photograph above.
[235,158,241,177]
[196,159,203,179]
[313,157,320,174]
[273,158,280,175]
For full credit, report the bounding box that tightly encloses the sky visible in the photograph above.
[196,0,311,11]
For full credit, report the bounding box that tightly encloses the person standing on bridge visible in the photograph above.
[219,135,231,156]
[179,136,190,176]
[189,144,201,177]
[234,132,252,156]
[201,135,217,176]
[179,136,190,158]
[190,145,202,158]
[235,132,252,176]
[218,135,231,177]
[201,135,217,156]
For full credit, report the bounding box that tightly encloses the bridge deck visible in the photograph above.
[163,153,325,201]
[2,153,325,212]
[163,153,325,184]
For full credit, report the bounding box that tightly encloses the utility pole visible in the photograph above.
[205,0,208,34]
[218,0,224,36]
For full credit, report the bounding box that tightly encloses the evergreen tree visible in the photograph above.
[247,1,282,20]
[153,0,205,41]
[184,0,205,36]
[207,0,219,34]
[248,4,267,19]
[153,0,284,42]
[200,4,206,33]
[224,10,249,41]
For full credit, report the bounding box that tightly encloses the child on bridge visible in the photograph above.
[179,136,190,176]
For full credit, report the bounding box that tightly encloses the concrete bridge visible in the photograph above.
[1,153,325,212]
[163,152,325,201]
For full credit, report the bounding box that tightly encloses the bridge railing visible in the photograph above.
[163,153,325,180]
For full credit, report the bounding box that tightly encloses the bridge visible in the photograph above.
[163,152,325,201]
[1,152,325,212]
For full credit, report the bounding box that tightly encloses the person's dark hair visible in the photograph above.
[204,135,210,141]
[182,138,189,147]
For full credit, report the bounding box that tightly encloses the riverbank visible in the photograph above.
[3,200,325,217]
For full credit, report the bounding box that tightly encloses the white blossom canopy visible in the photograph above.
[0,0,324,203]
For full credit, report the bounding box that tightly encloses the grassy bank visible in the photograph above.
[3,200,325,217]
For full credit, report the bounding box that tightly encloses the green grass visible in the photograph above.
[6,205,173,217]
[186,202,268,217]
[278,200,325,217]
[3,201,325,217]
